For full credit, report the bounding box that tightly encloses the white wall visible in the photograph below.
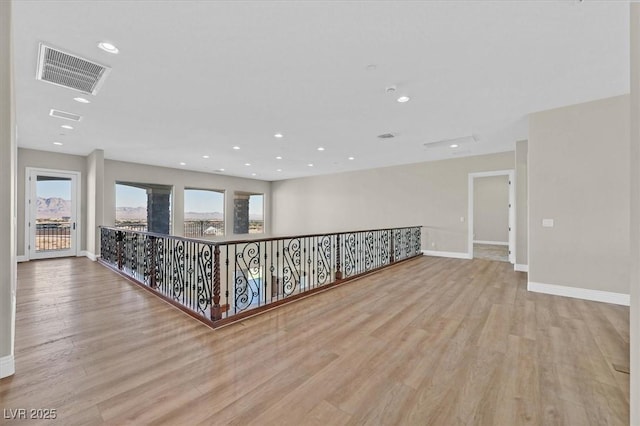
[473,175,509,243]
[529,95,630,299]
[515,140,528,267]
[86,149,104,259]
[0,0,16,378]
[272,152,514,254]
[629,3,640,423]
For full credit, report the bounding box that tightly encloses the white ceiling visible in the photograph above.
[12,1,630,181]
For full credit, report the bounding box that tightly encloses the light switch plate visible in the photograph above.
[542,218,554,228]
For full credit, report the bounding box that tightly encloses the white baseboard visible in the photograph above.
[0,355,15,378]
[528,281,630,306]
[422,250,472,260]
[17,253,99,262]
[80,251,98,261]
[514,264,528,272]
[473,240,509,246]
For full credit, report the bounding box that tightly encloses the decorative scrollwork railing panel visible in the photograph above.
[100,225,421,326]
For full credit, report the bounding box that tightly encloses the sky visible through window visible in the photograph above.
[249,194,263,220]
[185,189,223,213]
[115,184,146,208]
[37,180,70,200]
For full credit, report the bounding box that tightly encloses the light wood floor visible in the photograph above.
[473,243,509,262]
[0,256,629,425]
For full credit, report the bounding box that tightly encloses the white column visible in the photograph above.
[173,184,184,236]
[86,149,104,260]
[0,0,17,379]
[629,3,640,422]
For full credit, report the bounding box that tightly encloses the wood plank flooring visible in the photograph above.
[0,256,629,425]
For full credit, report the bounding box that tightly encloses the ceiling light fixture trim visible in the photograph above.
[97,42,119,54]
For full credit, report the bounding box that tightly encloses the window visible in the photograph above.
[249,194,264,234]
[184,188,225,237]
[115,182,172,234]
[233,192,264,234]
[115,183,147,231]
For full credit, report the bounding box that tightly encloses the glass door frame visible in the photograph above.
[25,167,81,260]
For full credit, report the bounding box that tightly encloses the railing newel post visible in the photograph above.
[335,233,343,280]
[116,230,125,270]
[211,244,222,321]
[149,235,157,288]
[390,229,395,263]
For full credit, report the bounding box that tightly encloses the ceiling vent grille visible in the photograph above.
[36,43,111,95]
[49,109,82,122]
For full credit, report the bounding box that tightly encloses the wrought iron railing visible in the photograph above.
[184,220,224,238]
[35,221,71,251]
[99,226,422,327]
[114,222,147,232]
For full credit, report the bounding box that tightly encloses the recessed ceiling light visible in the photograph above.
[216,168,225,172]
[202,155,209,159]
[275,156,282,160]
[317,147,325,151]
[251,173,257,176]
[61,124,74,130]
[53,142,63,146]
[397,96,410,103]
[98,42,119,54]
[274,133,283,138]
[276,169,282,172]
[244,163,251,166]
[348,156,355,160]
[450,144,459,148]
[74,97,90,104]
[308,163,314,167]
[179,162,186,166]
[233,146,240,150]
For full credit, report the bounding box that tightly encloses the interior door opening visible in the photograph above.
[468,170,515,264]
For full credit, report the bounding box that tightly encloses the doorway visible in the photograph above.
[468,170,515,263]
[26,168,80,259]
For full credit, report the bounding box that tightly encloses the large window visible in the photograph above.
[233,192,264,234]
[184,188,225,237]
[115,183,147,231]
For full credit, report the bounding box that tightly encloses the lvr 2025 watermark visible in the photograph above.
[3,408,57,420]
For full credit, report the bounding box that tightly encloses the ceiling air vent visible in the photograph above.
[36,43,111,95]
[377,132,396,139]
[49,109,82,122]
[423,134,479,149]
